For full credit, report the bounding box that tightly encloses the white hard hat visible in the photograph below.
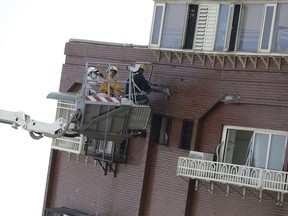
[129,64,143,72]
[87,67,98,74]
[106,66,118,73]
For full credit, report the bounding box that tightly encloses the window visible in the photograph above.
[152,114,172,145]
[238,4,264,52]
[161,3,186,48]
[272,3,288,53]
[259,4,276,52]
[149,2,288,55]
[214,4,242,52]
[150,3,186,48]
[193,4,219,51]
[220,126,287,171]
[214,4,230,51]
[150,4,165,46]
[184,4,199,49]
[227,4,242,51]
[179,120,194,150]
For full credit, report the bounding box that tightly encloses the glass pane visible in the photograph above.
[251,133,269,169]
[151,5,164,45]
[267,134,286,170]
[261,6,275,50]
[223,129,253,165]
[238,4,264,52]
[161,4,186,48]
[215,5,230,51]
[273,3,288,53]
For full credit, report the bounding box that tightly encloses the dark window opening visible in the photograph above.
[152,114,172,145]
[184,4,198,49]
[180,120,194,150]
[228,4,241,51]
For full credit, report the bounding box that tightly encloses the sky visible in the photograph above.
[0,0,154,215]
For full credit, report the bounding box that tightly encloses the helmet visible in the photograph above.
[106,66,118,74]
[87,67,99,79]
[138,64,145,75]
[139,64,145,70]
[87,67,98,74]
[129,64,145,73]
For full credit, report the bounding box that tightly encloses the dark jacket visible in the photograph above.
[125,72,152,95]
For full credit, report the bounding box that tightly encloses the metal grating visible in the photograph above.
[51,101,85,154]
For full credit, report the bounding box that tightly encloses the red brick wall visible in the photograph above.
[44,40,288,216]
[190,182,288,216]
[47,137,149,216]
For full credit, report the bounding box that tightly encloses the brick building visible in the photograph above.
[43,1,288,216]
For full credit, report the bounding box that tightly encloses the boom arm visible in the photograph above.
[0,109,70,140]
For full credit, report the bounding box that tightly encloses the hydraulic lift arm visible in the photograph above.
[0,109,75,140]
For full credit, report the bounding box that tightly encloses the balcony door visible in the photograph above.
[220,126,287,171]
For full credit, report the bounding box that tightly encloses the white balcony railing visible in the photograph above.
[177,157,288,194]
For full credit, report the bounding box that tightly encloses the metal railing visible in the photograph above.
[51,101,85,154]
[177,157,288,193]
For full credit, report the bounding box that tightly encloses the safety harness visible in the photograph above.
[132,72,142,93]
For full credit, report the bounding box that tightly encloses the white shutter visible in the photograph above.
[51,101,85,154]
[194,4,219,51]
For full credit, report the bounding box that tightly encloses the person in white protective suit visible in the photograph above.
[86,67,104,95]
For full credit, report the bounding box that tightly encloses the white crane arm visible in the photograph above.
[0,109,68,140]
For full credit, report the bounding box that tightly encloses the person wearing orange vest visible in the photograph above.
[99,66,124,96]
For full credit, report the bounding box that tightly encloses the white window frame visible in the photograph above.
[220,125,288,170]
[259,3,277,52]
[214,4,231,51]
[181,3,189,48]
[224,4,234,51]
[148,2,288,55]
[272,3,288,53]
[236,3,265,53]
[160,3,187,49]
[225,4,242,51]
[214,3,243,52]
[149,3,166,47]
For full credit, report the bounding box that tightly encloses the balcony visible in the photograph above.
[177,157,288,196]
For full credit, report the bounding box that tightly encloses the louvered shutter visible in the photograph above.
[194,4,219,51]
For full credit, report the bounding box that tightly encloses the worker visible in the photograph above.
[98,66,124,97]
[86,67,103,95]
[125,64,152,105]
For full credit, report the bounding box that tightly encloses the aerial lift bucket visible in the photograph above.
[47,62,152,164]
